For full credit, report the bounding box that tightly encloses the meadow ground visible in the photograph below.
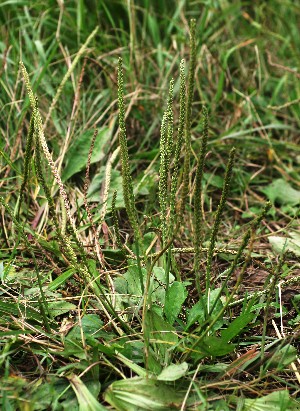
[0,1,300,410]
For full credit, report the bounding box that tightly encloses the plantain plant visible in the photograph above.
[115,19,273,374]
[1,16,295,411]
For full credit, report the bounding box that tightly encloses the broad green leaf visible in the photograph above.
[115,352,148,378]
[48,268,75,290]
[114,264,147,297]
[153,266,174,285]
[80,314,104,336]
[262,178,300,205]
[125,265,147,296]
[164,281,187,325]
[197,363,228,373]
[0,301,42,323]
[104,377,185,411]
[147,347,163,375]
[51,376,79,409]
[194,335,235,358]
[63,337,86,360]
[186,301,204,330]
[221,312,254,342]
[67,315,104,343]
[144,309,177,361]
[0,261,18,283]
[68,374,108,411]
[48,301,77,318]
[204,172,224,189]
[157,362,188,381]
[150,267,175,308]
[102,249,125,265]
[242,390,294,411]
[113,275,128,295]
[186,289,223,330]
[62,127,111,182]
[269,232,300,256]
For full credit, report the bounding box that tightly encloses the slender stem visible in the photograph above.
[205,147,236,295]
[194,106,209,294]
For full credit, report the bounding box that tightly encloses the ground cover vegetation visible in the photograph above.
[1,0,300,409]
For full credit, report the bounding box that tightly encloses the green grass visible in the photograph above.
[1,1,300,410]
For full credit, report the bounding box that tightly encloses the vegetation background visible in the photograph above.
[0,0,300,410]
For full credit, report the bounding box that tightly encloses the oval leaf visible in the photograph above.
[157,362,188,381]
